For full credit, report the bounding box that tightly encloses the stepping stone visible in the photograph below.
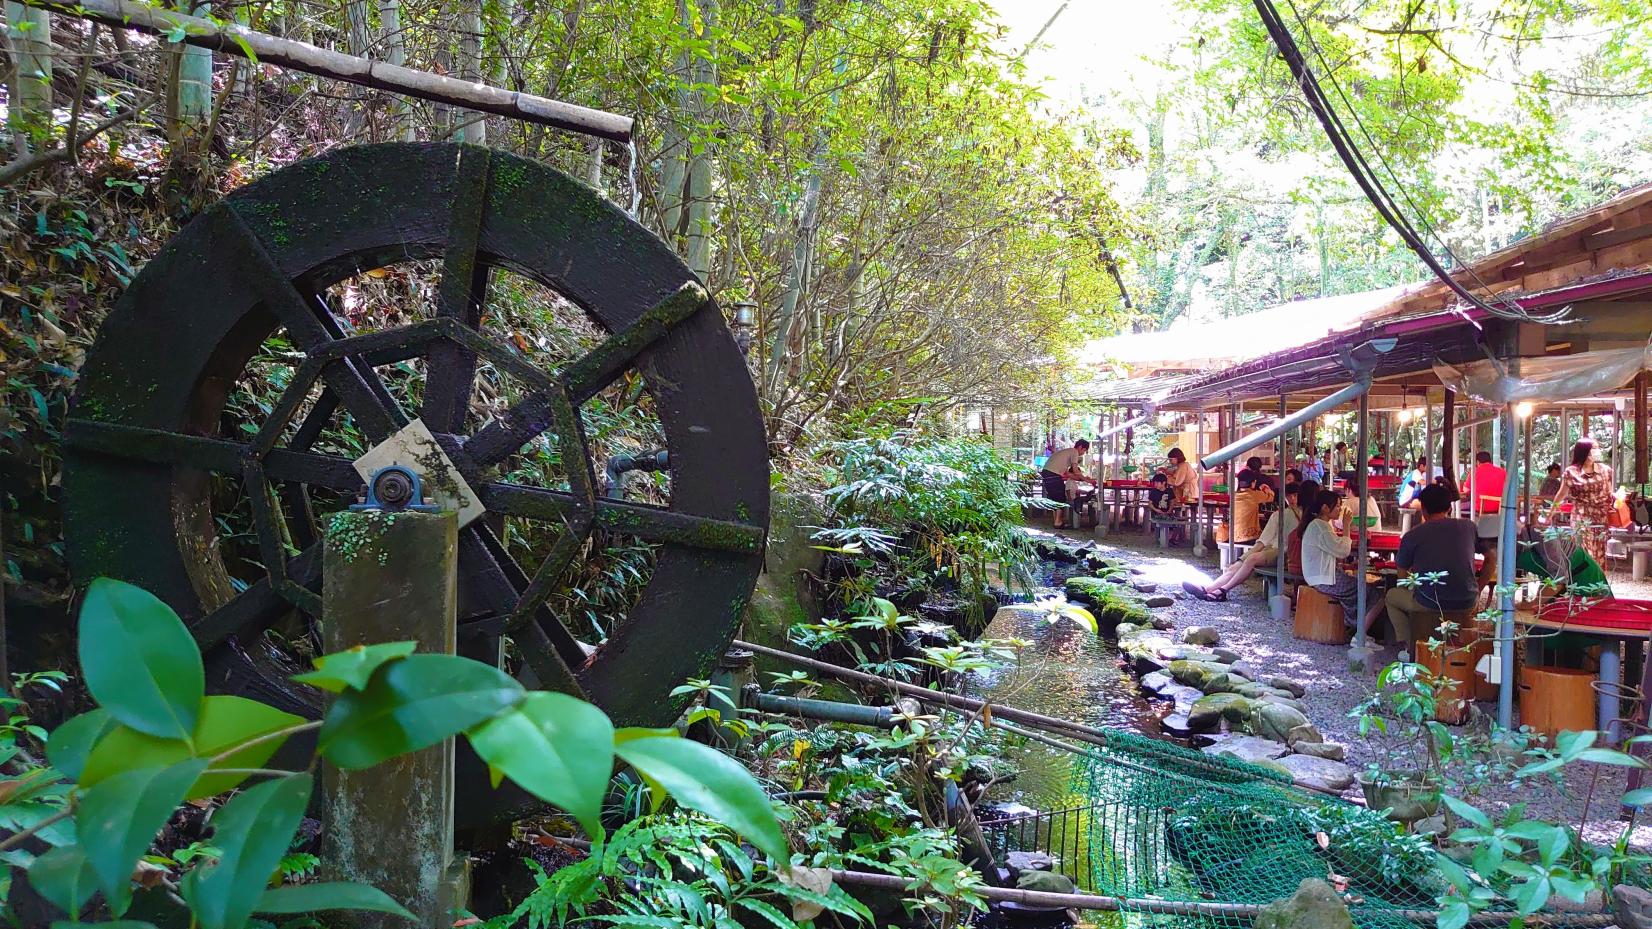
[1139,670,1174,694]
[1263,675,1307,698]
[1292,741,1347,762]
[1203,735,1290,764]
[1275,754,1356,794]
[1213,647,1243,664]
[1131,580,1158,593]
[1144,595,1175,608]
[1161,712,1198,736]
[1182,626,1219,646]
[1006,851,1055,873]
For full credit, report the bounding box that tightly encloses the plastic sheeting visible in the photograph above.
[1433,344,1651,404]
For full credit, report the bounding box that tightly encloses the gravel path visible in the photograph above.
[1040,524,1652,852]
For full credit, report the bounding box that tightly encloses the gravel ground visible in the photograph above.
[1040,523,1652,852]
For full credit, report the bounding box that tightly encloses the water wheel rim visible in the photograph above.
[64,143,769,736]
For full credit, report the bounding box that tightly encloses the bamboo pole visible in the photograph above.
[15,0,633,141]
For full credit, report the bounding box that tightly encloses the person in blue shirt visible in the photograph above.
[1298,453,1325,484]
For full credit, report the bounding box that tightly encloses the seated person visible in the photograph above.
[1231,471,1274,544]
[1185,481,1301,601]
[1397,457,1428,510]
[1165,448,1199,505]
[1386,483,1479,660]
[1339,476,1384,530]
[1538,463,1563,499]
[1147,471,1185,545]
[1285,467,1303,486]
[1516,530,1611,599]
[1298,488,1387,636]
[1147,471,1173,514]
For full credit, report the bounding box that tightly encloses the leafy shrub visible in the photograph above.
[814,433,1036,606]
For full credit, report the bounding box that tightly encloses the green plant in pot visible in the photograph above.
[1352,661,1447,825]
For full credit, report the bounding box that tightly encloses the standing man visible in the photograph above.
[1042,439,1094,530]
[1386,483,1479,661]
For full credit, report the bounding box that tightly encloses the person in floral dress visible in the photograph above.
[1553,439,1615,565]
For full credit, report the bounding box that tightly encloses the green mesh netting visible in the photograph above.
[986,727,1444,929]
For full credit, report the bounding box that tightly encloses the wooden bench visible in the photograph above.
[1219,541,1255,570]
[1147,512,1192,548]
[1254,565,1305,601]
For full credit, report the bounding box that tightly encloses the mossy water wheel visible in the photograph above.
[62,143,768,826]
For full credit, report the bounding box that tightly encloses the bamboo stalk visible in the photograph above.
[15,0,633,141]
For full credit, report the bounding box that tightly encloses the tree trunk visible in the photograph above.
[380,0,411,140]
[682,0,718,279]
[655,0,693,242]
[456,0,485,143]
[5,1,54,154]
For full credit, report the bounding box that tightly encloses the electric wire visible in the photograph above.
[1278,0,1572,326]
[1249,0,1572,327]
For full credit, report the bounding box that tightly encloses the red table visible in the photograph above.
[1351,529,1402,553]
[1520,597,1652,741]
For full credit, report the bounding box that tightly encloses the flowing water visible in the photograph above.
[970,593,1167,815]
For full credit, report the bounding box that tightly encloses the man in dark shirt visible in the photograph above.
[1386,483,1479,659]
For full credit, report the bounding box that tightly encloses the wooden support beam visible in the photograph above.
[17,0,633,141]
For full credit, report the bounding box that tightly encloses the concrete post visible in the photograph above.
[321,510,463,928]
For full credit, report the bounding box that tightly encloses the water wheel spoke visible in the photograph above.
[460,524,590,695]
[422,147,492,433]
[62,420,362,492]
[479,483,763,554]
[278,390,341,549]
[225,207,406,442]
[191,545,323,651]
[460,283,706,468]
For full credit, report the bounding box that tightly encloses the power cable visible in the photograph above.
[1278,0,1569,326]
[1249,0,1572,327]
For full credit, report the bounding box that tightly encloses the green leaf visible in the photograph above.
[1442,795,1490,829]
[319,654,523,769]
[81,696,304,799]
[51,922,157,928]
[1553,730,1597,760]
[466,692,614,838]
[46,709,115,781]
[1514,875,1551,915]
[78,759,208,902]
[293,641,417,693]
[1434,852,1474,893]
[1622,788,1652,806]
[613,729,788,863]
[255,881,415,919]
[1576,747,1648,767]
[1437,901,1471,929]
[78,578,205,741]
[28,844,98,919]
[182,773,313,929]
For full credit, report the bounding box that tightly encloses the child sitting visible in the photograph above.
[1147,471,1185,545]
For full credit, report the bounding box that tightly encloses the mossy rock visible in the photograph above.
[1189,692,1256,728]
[1063,576,1111,605]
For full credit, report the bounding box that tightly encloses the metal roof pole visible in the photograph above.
[1352,388,1372,671]
[1277,393,1289,615]
[1498,403,1520,729]
[1097,409,1153,441]
[1198,380,1370,472]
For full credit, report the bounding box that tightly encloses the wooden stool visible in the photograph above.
[1519,666,1596,741]
[1293,585,1348,644]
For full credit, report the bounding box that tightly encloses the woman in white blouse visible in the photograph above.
[1296,488,1387,636]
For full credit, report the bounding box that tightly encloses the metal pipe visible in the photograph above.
[1097,410,1151,441]
[604,450,668,499]
[1352,388,1371,668]
[1277,392,1288,593]
[1201,379,1370,471]
[1498,404,1520,729]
